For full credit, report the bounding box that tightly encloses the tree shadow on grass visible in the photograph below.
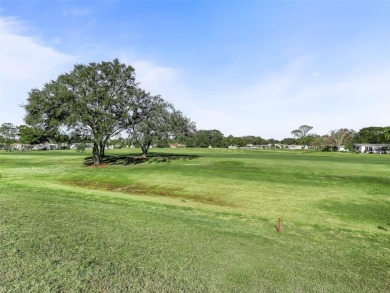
[83,152,202,166]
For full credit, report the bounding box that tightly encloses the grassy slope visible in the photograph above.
[0,149,389,292]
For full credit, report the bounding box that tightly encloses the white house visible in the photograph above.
[287,145,305,150]
[338,146,347,152]
[32,142,57,150]
[170,143,186,148]
[10,143,33,151]
[354,143,390,154]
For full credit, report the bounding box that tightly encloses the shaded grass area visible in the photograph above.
[83,152,201,166]
[0,149,389,292]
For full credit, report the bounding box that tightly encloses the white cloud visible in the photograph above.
[0,17,75,125]
[132,60,179,95]
[205,61,390,138]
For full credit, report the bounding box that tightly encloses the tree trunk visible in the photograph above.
[93,143,101,165]
[140,145,148,158]
[99,141,105,157]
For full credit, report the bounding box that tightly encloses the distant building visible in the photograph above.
[338,146,347,152]
[243,144,273,149]
[287,145,305,150]
[354,143,390,154]
[322,145,348,152]
[169,143,186,148]
[10,143,33,151]
[32,142,57,150]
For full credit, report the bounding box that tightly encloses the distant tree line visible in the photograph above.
[285,126,390,151]
[2,123,389,153]
[175,126,390,150]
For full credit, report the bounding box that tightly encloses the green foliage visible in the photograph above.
[76,142,87,153]
[291,125,313,138]
[291,125,315,147]
[23,59,195,164]
[384,127,390,142]
[192,129,225,148]
[17,125,50,145]
[357,126,389,143]
[24,59,139,164]
[109,137,127,149]
[281,137,298,145]
[128,92,195,156]
[222,135,265,148]
[0,123,18,151]
[324,128,356,150]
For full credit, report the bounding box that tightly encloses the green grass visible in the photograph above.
[0,148,389,292]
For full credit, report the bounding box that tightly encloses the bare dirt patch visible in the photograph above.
[60,179,235,207]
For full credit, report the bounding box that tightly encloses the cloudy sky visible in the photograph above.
[1,0,389,139]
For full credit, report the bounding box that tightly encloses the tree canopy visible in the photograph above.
[291,125,313,140]
[357,127,389,144]
[24,59,141,164]
[291,125,314,147]
[23,59,196,164]
[0,123,18,151]
[128,92,195,157]
[17,125,53,145]
[384,128,390,142]
[193,130,225,148]
[324,128,356,150]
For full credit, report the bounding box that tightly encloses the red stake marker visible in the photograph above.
[277,216,281,232]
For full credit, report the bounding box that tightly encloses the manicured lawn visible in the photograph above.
[0,148,389,292]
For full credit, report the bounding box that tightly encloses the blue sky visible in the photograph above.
[1,0,389,139]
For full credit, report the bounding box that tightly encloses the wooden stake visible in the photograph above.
[277,216,281,232]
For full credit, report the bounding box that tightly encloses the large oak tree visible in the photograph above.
[24,59,138,165]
